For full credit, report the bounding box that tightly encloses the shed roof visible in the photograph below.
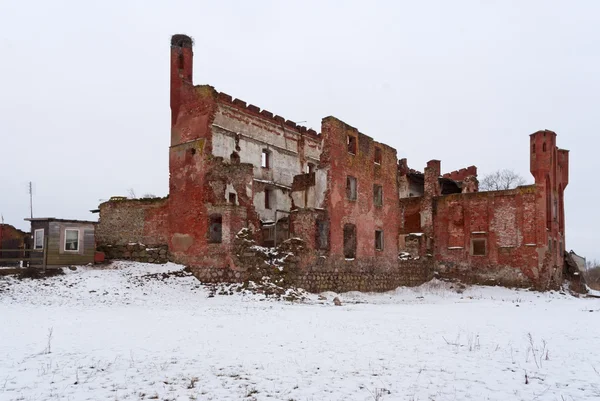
[24,218,97,225]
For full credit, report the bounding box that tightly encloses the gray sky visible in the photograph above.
[1,0,598,259]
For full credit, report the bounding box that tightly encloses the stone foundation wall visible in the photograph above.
[435,261,533,288]
[293,259,434,292]
[98,243,169,264]
[188,231,434,293]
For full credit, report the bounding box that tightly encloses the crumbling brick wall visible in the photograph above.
[433,187,545,288]
[96,198,169,246]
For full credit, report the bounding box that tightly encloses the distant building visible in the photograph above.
[0,223,30,264]
[25,218,97,266]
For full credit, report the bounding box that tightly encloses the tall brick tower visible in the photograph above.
[170,34,193,126]
[529,130,569,279]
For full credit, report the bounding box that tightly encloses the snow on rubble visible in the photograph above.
[1,261,599,401]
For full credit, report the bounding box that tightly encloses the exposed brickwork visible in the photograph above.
[95,34,570,292]
[443,166,477,181]
[96,198,169,246]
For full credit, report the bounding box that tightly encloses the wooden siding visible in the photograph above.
[46,222,95,266]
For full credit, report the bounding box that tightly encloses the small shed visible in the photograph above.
[25,218,97,266]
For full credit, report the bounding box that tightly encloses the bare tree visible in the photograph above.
[479,169,527,191]
[127,188,137,199]
[584,259,600,290]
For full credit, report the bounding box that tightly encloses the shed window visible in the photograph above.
[471,239,486,256]
[374,147,382,164]
[261,149,271,168]
[375,230,384,251]
[34,229,44,250]
[64,229,79,251]
[347,135,357,154]
[209,215,222,243]
[343,224,357,259]
[346,176,357,201]
[373,184,383,207]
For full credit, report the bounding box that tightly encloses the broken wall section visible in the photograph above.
[211,95,322,223]
[433,186,551,288]
[96,197,169,263]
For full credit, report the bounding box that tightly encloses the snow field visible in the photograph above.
[1,262,599,401]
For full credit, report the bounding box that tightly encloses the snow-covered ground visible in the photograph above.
[1,262,599,401]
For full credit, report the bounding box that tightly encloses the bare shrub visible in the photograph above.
[480,169,526,191]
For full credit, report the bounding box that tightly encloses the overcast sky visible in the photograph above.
[1,0,598,259]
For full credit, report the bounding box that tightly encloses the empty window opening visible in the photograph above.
[64,229,79,251]
[190,147,196,156]
[264,189,272,209]
[373,184,383,207]
[209,215,222,243]
[230,151,240,164]
[228,192,237,204]
[261,149,271,168]
[317,220,329,250]
[472,239,486,256]
[347,135,357,154]
[374,147,382,164]
[343,224,357,259]
[545,175,551,229]
[375,230,384,251]
[33,229,44,250]
[346,176,357,201]
[542,142,547,152]
[306,163,315,174]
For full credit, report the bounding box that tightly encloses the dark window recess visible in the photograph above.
[346,176,357,201]
[343,224,357,259]
[307,163,315,174]
[261,149,270,168]
[375,230,384,251]
[543,142,547,152]
[374,147,382,164]
[230,151,240,164]
[373,184,383,207]
[545,175,551,229]
[317,220,329,249]
[264,189,271,209]
[532,143,536,154]
[472,239,486,256]
[209,215,222,243]
[347,135,357,154]
[228,193,237,204]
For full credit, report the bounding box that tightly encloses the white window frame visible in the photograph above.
[64,229,80,252]
[33,229,44,250]
[261,149,271,169]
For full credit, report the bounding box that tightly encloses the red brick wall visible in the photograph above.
[320,117,400,272]
[433,187,545,286]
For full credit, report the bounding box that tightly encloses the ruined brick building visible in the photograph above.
[95,34,569,291]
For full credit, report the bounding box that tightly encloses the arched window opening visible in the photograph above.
[545,175,552,230]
